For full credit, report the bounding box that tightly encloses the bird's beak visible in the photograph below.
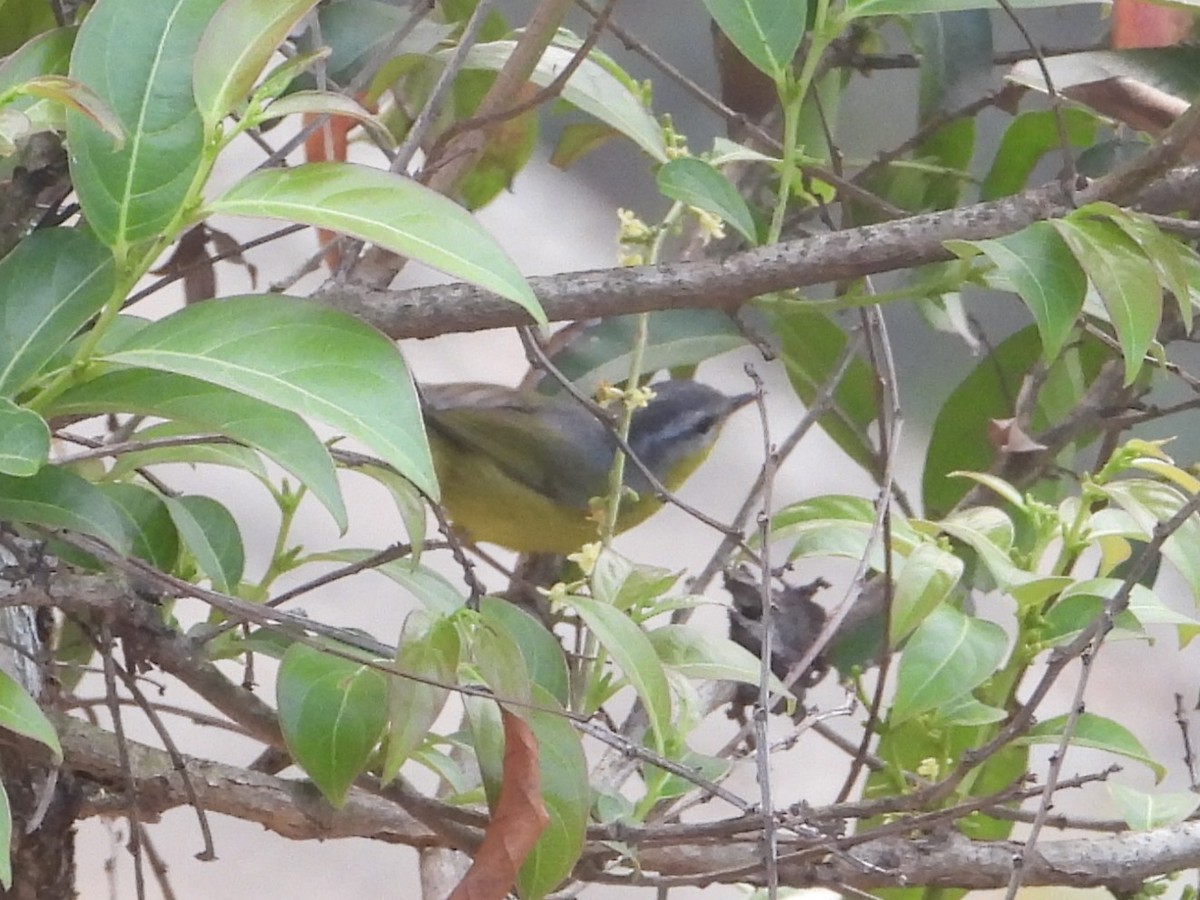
[730,392,757,413]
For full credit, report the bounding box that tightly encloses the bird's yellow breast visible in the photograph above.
[430,433,681,554]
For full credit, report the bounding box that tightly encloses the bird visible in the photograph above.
[421,379,751,554]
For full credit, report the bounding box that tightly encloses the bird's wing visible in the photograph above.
[423,385,613,509]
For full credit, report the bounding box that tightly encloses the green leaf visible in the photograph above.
[456,40,667,162]
[1100,479,1200,601]
[480,597,569,707]
[702,0,806,80]
[1053,215,1161,385]
[66,0,223,251]
[981,109,1098,200]
[1093,203,1195,332]
[516,688,589,900]
[891,604,1007,724]
[209,163,540,319]
[48,367,347,530]
[1108,782,1200,830]
[0,229,115,397]
[163,495,244,593]
[0,668,61,762]
[96,482,180,572]
[648,624,789,695]
[193,0,320,127]
[382,615,458,781]
[539,311,744,397]
[0,400,48,476]
[657,158,756,244]
[889,541,964,644]
[98,296,436,498]
[277,643,388,806]
[0,27,75,101]
[0,466,131,552]
[948,222,1087,362]
[568,595,672,750]
[0,1,58,56]
[767,305,878,473]
[1025,712,1164,781]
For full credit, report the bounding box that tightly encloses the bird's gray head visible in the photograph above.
[626,380,750,489]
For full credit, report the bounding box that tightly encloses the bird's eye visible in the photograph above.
[694,413,720,436]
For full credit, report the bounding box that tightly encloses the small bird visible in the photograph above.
[422,379,751,554]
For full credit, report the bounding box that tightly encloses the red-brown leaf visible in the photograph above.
[448,708,548,900]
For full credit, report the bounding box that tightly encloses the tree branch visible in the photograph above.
[317,167,1200,340]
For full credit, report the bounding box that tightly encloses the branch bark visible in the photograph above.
[315,167,1200,340]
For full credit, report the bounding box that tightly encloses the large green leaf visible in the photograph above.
[277,643,388,806]
[569,595,672,750]
[702,0,806,80]
[948,222,1087,362]
[891,604,1007,724]
[209,163,539,319]
[0,400,48,477]
[96,296,436,498]
[48,367,347,529]
[66,0,223,251]
[0,229,114,397]
[193,0,320,127]
[0,466,131,552]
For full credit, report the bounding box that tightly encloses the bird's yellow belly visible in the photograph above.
[431,443,666,554]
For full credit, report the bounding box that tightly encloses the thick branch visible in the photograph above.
[56,716,440,846]
[632,826,1200,893]
[316,168,1200,340]
[57,708,1200,894]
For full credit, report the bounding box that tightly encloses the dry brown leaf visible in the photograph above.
[448,708,548,900]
